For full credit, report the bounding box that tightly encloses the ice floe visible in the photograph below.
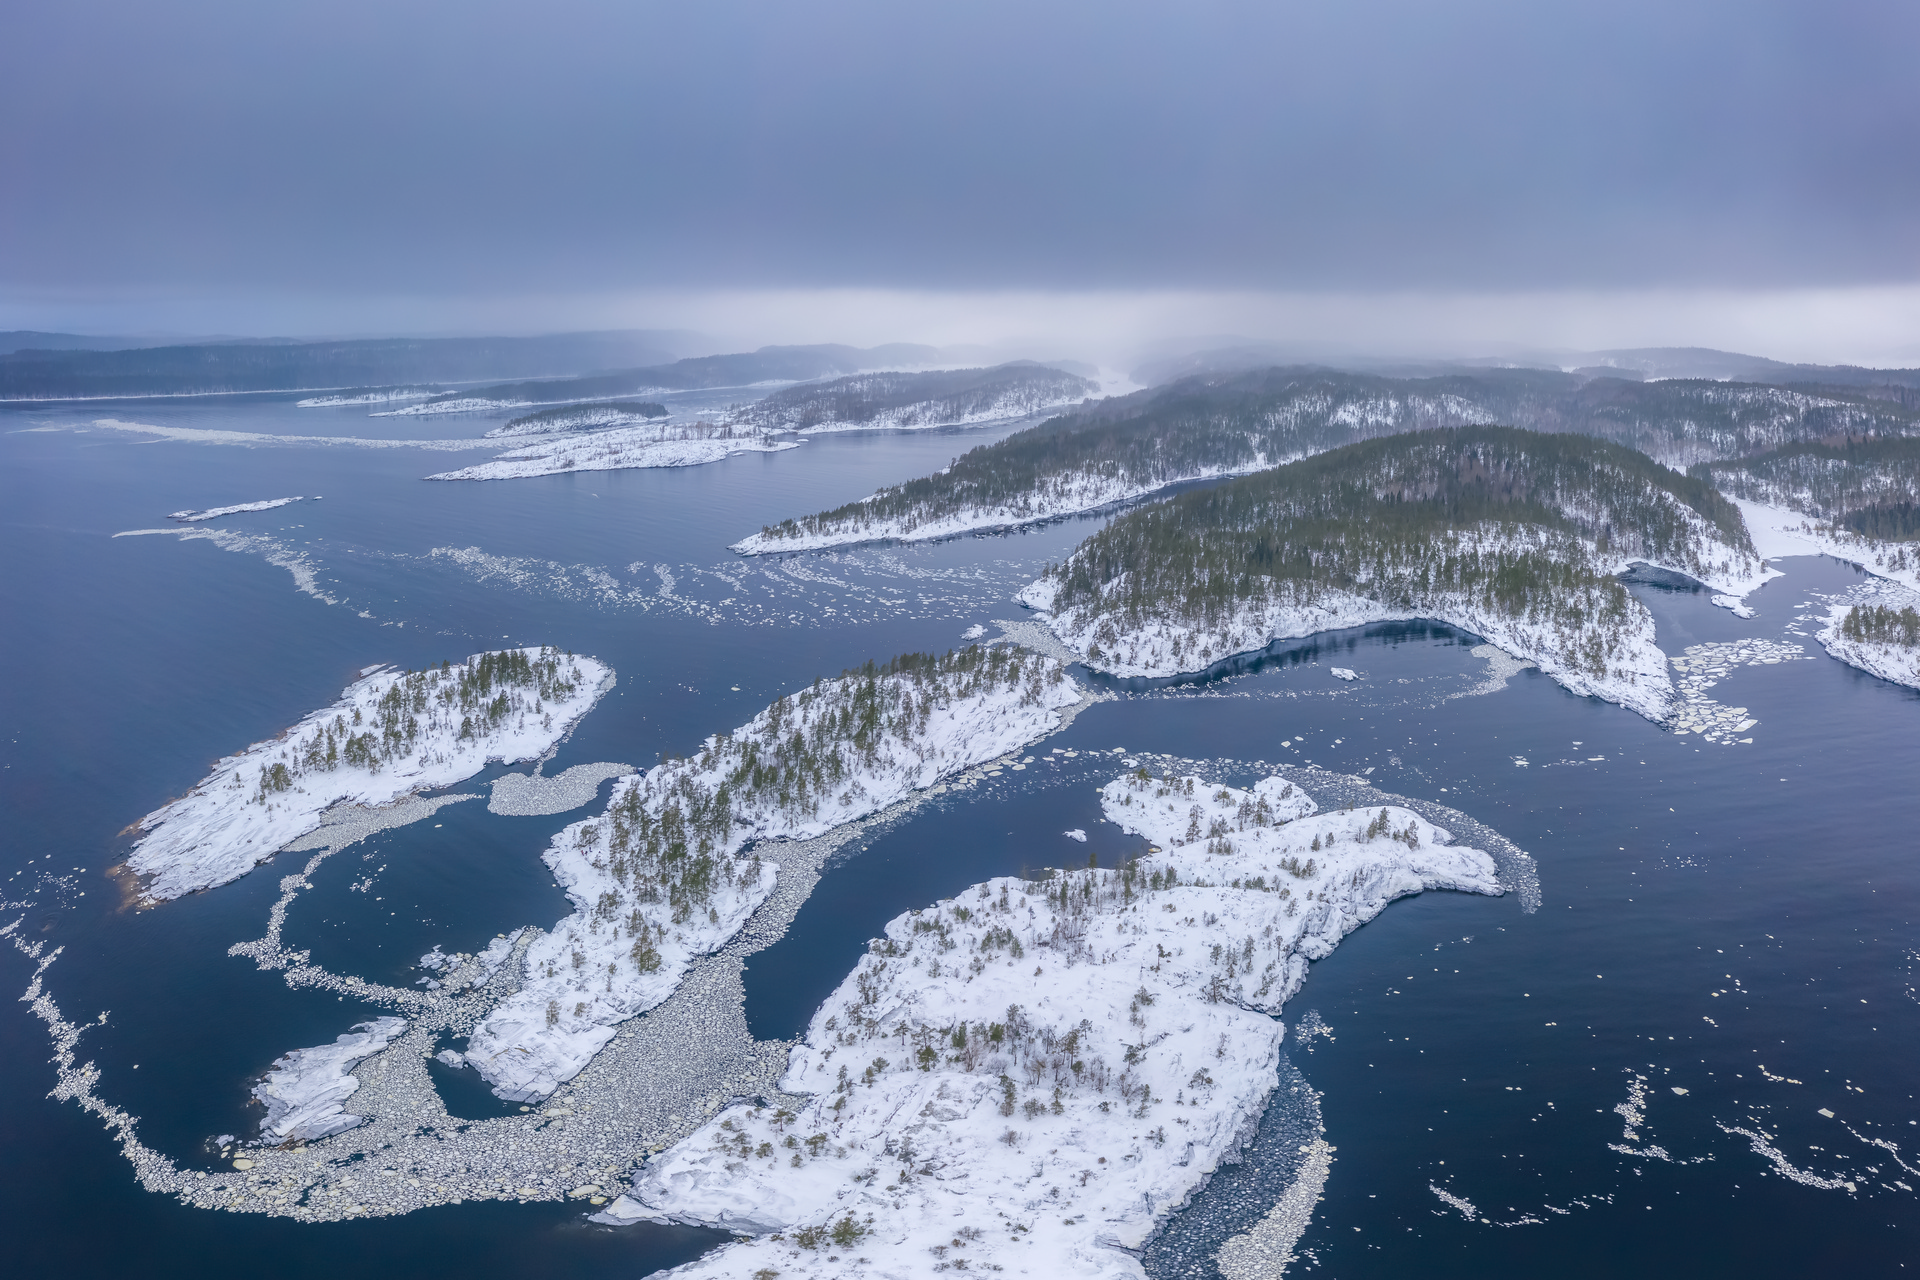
[1668,639,1813,743]
[168,496,307,521]
[487,761,634,817]
[254,1017,408,1143]
[125,648,611,900]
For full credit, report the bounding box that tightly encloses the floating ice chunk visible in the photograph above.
[1063,828,1088,842]
[168,496,304,522]
[253,1017,407,1143]
[436,1049,466,1069]
[1330,667,1359,681]
[488,761,634,816]
[961,624,987,640]
[1711,594,1757,619]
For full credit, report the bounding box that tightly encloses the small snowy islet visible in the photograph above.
[125,647,612,901]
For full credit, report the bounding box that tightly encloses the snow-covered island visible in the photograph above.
[124,647,612,901]
[463,645,1084,1101]
[483,401,669,438]
[425,421,797,481]
[732,367,1911,555]
[296,387,439,407]
[600,767,1502,1277]
[726,363,1097,436]
[1021,427,1769,723]
[168,496,307,521]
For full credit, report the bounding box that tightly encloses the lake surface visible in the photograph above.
[3,394,1914,1277]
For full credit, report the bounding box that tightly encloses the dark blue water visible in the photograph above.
[4,396,1916,1276]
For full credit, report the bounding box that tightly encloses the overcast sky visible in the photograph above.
[5,0,1917,358]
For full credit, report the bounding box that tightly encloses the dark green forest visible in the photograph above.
[415,344,946,409]
[1838,604,1920,648]
[749,367,1917,548]
[499,401,668,431]
[733,363,1096,430]
[1038,427,1750,677]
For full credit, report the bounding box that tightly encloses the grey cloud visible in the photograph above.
[3,0,1916,308]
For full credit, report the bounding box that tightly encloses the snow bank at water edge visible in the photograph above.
[425,425,799,482]
[1732,498,1920,595]
[125,648,612,901]
[168,496,307,521]
[599,768,1501,1277]
[1816,601,1920,690]
[253,1018,408,1143]
[732,460,1277,555]
[465,647,1084,1102]
[296,388,437,407]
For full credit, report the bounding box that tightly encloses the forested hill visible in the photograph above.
[1021,427,1763,720]
[1696,438,1920,540]
[0,331,687,400]
[408,343,948,410]
[738,366,1914,553]
[726,362,1098,433]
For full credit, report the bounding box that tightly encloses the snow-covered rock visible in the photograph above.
[465,647,1085,1101]
[253,1017,407,1143]
[127,648,611,901]
[604,769,1501,1277]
